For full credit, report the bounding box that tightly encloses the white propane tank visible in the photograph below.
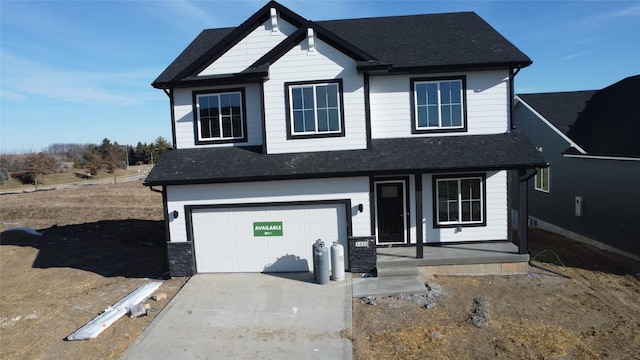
[330,241,345,281]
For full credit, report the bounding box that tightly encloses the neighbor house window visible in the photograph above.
[286,80,344,138]
[434,175,485,226]
[412,77,466,133]
[193,89,246,144]
[535,167,550,192]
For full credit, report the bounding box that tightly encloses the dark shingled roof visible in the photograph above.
[154,28,234,86]
[518,75,640,157]
[152,1,531,87]
[318,12,530,71]
[518,90,596,136]
[144,131,546,186]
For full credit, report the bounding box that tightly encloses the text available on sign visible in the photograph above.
[253,222,283,236]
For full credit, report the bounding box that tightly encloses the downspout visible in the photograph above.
[363,73,372,149]
[506,66,523,245]
[509,67,522,131]
[161,86,177,149]
[259,79,268,154]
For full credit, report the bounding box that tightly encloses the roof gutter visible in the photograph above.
[361,60,531,75]
[143,162,548,187]
[152,73,268,89]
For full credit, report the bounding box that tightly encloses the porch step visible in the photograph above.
[352,276,427,297]
[376,261,419,277]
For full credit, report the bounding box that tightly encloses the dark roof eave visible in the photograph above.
[143,162,546,187]
[562,146,640,159]
[152,71,269,89]
[152,59,532,88]
[359,60,532,75]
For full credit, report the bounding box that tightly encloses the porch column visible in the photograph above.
[518,169,530,255]
[415,173,424,259]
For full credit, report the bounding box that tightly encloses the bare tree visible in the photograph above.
[24,152,58,190]
[102,143,125,183]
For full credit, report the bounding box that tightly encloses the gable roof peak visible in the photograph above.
[152,0,307,87]
[154,2,532,88]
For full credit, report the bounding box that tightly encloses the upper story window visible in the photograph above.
[285,80,345,139]
[411,77,467,134]
[535,167,550,192]
[434,174,485,227]
[193,89,247,144]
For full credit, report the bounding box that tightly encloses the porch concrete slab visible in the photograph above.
[352,276,427,297]
[377,242,530,266]
[122,273,352,360]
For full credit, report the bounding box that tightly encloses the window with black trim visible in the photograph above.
[193,89,247,144]
[285,80,345,138]
[535,167,549,192]
[411,77,466,133]
[434,175,485,227]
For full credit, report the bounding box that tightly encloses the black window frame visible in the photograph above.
[411,76,468,134]
[432,173,486,228]
[192,88,248,145]
[284,79,346,140]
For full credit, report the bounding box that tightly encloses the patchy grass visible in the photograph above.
[0,165,153,191]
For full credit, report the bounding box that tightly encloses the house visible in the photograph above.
[513,75,640,259]
[144,1,546,276]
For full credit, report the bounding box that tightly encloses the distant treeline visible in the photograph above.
[0,137,170,187]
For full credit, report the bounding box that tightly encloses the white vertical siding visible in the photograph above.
[370,70,510,139]
[166,177,371,242]
[422,171,508,242]
[264,37,367,154]
[199,18,297,76]
[172,83,263,149]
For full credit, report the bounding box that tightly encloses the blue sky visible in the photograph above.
[1,0,638,153]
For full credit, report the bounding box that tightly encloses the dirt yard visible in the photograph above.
[0,181,188,359]
[352,230,640,359]
[1,181,639,359]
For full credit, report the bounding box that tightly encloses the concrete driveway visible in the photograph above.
[122,273,352,360]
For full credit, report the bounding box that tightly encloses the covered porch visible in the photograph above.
[351,241,530,297]
[376,241,530,276]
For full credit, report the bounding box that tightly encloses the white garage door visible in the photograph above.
[191,203,347,273]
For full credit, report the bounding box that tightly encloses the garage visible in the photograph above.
[190,202,348,273]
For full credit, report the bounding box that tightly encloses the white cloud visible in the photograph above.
[144,0,260,34]
[1,51,160,106]
[559,50,594,62]
[578,3,640,27]
[594,4,640,20]
[0,89,26,102]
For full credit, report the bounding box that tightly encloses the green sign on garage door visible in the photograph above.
[253,222,283,236]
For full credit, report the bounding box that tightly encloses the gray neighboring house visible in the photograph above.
[513,75,640,258]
